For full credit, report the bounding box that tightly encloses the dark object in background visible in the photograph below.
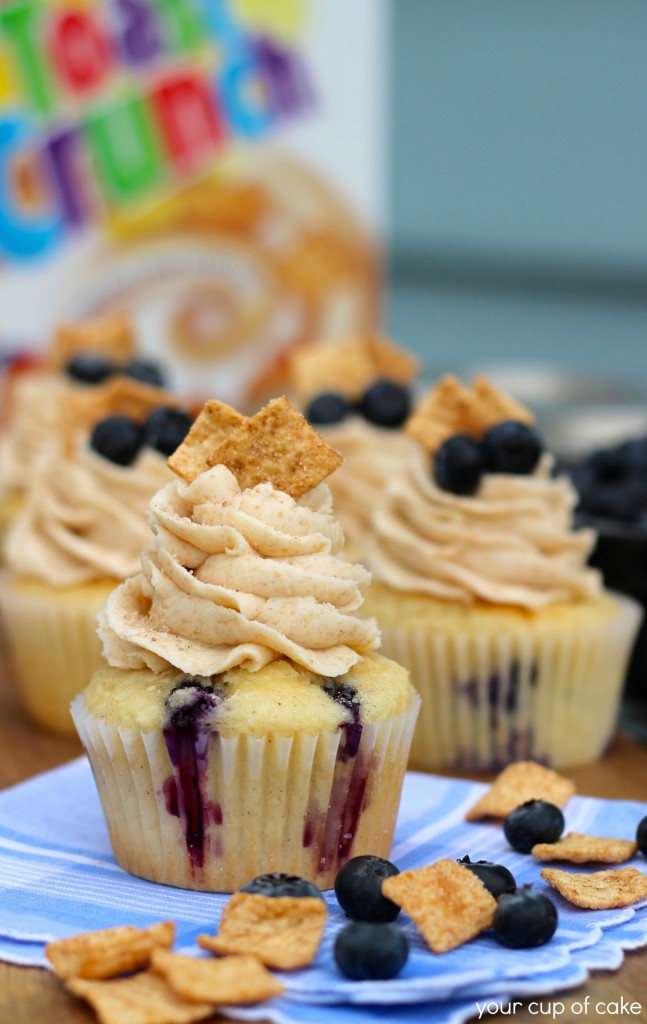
[569,435,647,705]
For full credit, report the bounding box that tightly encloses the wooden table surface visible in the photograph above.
[0,651,646,1024]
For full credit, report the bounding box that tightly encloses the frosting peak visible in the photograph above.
[5,445,173,585]
[99,465,380,676]
[369,450,601,610]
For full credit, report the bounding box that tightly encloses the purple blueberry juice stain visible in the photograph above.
[162,776,179,817]
[314,679,370,872]
[323,679,362,761]
[162,678,224,870]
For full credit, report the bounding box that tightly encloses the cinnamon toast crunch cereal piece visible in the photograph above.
[290,337,376,402]
[151,949,284,1004]
[405,375,534,454]
[541,867,647,909]
[291,333,420,402]
[468,376,534,433]
[382,859,496,953]
[51,314,135,369]
[465,761,575,821]
[167,399,245,480]
[170,396,342,497]
[405,375,474,452]
[67,971,213,1024]
[367,333,422,384]
[197,892,326,970]
[532,833,638,864]
[46,922,175,981]
[62,376,181,451]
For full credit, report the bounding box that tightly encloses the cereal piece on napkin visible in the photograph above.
[68,970,213,1024]
[197,892,326,970]
[382,859,496,953]
[46,921,175,981]
[532,833,638,864]
[541,867,647,909]
[151,949,284,1004]
[466,761,575,821]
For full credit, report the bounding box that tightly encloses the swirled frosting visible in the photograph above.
[99,465,380,676]
[369,450,601,609]
[5,445,173,586]
[0,372,66,495]
[322,419,418,554]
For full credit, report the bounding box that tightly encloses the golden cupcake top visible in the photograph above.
[368,376,602,610]
[100,396,380,676]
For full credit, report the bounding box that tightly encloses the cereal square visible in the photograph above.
[382,859,496,953]
[466,762,575,821]
[198,892,326,970]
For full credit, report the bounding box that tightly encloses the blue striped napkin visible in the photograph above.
[0,759,645,1023]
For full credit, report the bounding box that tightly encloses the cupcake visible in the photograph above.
[362,376,641,772]
[72,396,419,892]
[0,378,191,735]
[289,334,421,561]
[0,314,165,544]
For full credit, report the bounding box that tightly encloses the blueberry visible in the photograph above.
[359,380,410,429]
[457,856,516,899]
[122,358,166,388]
[335,855,400,923]
[579,479,647,523]
[482,421,543,475]
[334,922,409,980]
[143,407,193,457]
[637,816,647,857]
[241,872,324,900]
[65,353,114,385]
[434,434,484,495]
[305,392,351,426]
[165,678,224,731]
[619,437,647,474]
[503,800,565,854]
[493,887,558,948]
[322,678,359,712]
[589,447,627,485]
[90,415,142,466]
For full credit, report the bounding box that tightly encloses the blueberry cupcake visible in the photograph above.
[72,397,419,891]
[0,382,191,735]
[290,334,420,562]
[0,314,165,545]
[362,376,641,771]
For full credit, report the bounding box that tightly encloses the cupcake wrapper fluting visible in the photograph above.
[0,575,115,736]
[71,692,420,892]
[377,594,641,771]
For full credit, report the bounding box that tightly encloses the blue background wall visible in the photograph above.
[386,0,647,379]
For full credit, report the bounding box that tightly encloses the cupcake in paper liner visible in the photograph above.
[362,375,642,771]
[0,315,141,545]
[73,397,418,892]
[288,334,421,563]
[0,379,191,735]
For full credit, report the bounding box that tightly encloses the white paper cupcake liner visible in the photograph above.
[377,594,641,771]
[71,691,420,892]
[0,574,115,735]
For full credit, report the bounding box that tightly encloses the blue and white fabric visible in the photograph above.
[0,761,645,1024]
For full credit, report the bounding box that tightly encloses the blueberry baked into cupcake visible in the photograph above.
[290,334,420,563]
[362,375,641,771]
[0,377,191,735]
[72,397,419,892]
